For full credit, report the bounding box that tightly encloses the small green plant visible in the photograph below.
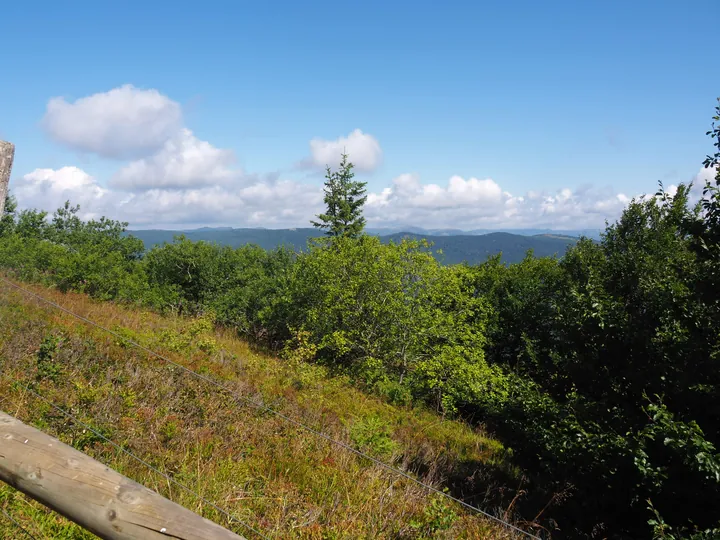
[281,328,318,364]
[72,424,113,451]
[74,380,105,407]
[374,378,413,407]
[36,334,63,383]
[188,314,214,337]
[349,415,398,459]
[111,325,138,349]
[160,418,180,443]
[282,328,321,390]
[158,316,218,354]
[120,388,137,411]
[158,328,186,352]
[197,335,218,355]
[409,494,458,537]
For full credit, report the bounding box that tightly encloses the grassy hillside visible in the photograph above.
[127,228,579,265]
[0,279,524,539]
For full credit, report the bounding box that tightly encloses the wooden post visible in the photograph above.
[0,411,247,540]
[0,140,14,217]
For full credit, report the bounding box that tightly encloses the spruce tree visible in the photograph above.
[311,152,368,238]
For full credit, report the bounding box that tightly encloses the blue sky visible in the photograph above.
[1,0,718,230]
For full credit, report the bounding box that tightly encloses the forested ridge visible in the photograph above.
[1,103,719,538]
[125,227,580,266]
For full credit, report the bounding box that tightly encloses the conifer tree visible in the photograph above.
[311,152,368,238]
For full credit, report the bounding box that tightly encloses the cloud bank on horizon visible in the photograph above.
[10,85,713,231]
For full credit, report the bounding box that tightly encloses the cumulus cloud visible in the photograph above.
[104,182,321,228]
[305,129,382,172]
[26,84,697,231]
[12,163,648,231]
[365,174,641,230]
[12,167,110,220]
[696,165,719,184]
[42,84,182,159]
[371,174,504,210]
[111,129,239,190]
[12,166,323,229]
[25,84,330,227]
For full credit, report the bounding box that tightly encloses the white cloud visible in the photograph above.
[26,84,706,232]
[11,165,645,231]
[111,129,239,190]
[11,166,323,229]
[365,173,641,230]
[12,167,109,220]
[372,174,504,209]
[696,165,719,185]
[24,85,329,228]
[42,84,182,159]
[306,129,382,172]
[13,163,693,232]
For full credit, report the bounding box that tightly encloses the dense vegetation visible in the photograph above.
[1,100,719,538]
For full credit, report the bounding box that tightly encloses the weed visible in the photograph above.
[35,334,63,383]
[349,415,399,459]
[409,494,458,537]
[160,417,180,443]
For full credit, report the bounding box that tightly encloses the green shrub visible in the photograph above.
[36,334,63,383]
[348,415,398,459]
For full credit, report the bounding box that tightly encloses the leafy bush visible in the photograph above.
[36,334,63,383]
[348,415,398,459]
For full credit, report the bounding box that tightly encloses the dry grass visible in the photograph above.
[0,278,525,539]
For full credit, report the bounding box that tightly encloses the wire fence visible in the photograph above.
[0,274,540,539]
[0,505,40,540]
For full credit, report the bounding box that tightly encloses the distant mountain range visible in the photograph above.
[127,226,599,265]
[366,226,602,239]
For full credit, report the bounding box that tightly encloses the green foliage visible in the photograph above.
[143,238,294,342]
[0,200,146,300]
[72,424,114,452]
[157,315,217,354]
[36,334,63,383]
[311,152,368,238]
[648,499,720,540]
[0,194,16,236]
[160,418,180,442]
[274,235,505,414]
[409,494,458,537]
[348,415,398,459]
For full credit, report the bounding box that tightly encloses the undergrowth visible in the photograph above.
[0,280,524,539]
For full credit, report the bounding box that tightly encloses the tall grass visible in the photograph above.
[0,279,525,539]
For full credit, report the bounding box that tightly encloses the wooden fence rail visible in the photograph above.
[0,410,246,539]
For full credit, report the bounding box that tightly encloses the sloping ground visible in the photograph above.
[0,279,526,539]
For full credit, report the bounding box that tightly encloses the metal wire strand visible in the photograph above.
[0,275,539,539]
[0,506,40,540]
[0,386,269,540]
